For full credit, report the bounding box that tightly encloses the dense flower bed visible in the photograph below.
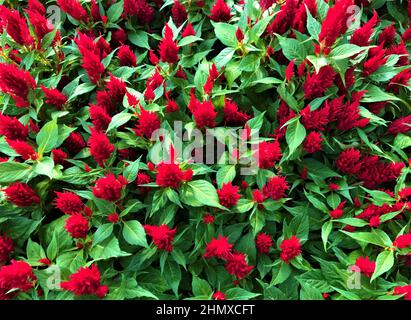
[0,0,411,300]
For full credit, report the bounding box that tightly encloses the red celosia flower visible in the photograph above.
[26,6,54,42]
[92,173,127,202]
[90,105,112,132]
[393,285,411,300]
[356,156,404,188]
[64,214,89,239]
[393,234,411,249]
[159,24,180,64]
[212,291,226,300]
[90,0,102,21]
[369,214,380,228]
[40,85,67,108]
[328,183,340,191]
[27,0,46,16]
[362,45,387,77]
[225,252,253,279]
[252,190,265,204]
[3,183,40,207]
[280,235,302,263]
[398,188,411,200]
[107,75,127,103]
[223,99,250,126]
[107,213,119,224]
[387,115,411,135]
[262,176,289,200]
[303,65,336,100]
[1,8,34,46]
[387,69,411,94]
[334,92,369,131]
[6,138,37,160]
[144,83,155,101]
[172,0,187,26]
[88,127,115,166]
[0,260,36,300]
[60,265,108,298]
[117,45,137,67]
[134,107,161,139]
[192,100,217,129]
[330,202,345,219]
[144,224,177,252]
[82,51,105,84]
[350,11,378,47]
[0,114,28,141]
[204,236,233,259]
[136,172,152,194]
[256,233,273,254]
[96,90,116,115]
[209,0,232,22]
[38,258,52,266]
[124,0,155,25]
[57,0,88,22]
[255,140,282,169]
[336,148,362,175]
[292,0,317,33]
[0,63,36,108]
[318,0,354,47]
[203,214,215,224]
[378,24,396,47]
[217,182,241,208]
[303,132,323,153]
[53,191,83,215]
[285,59,295,82]
[355,256,376,278]
[182,22,196,38]
[156,162,192,189]
[0,234,13,263]
[266,0,297,35]
[235,27,244,42]
[65,131,86,155]
[259,0,274,11]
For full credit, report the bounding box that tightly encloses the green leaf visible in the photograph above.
[36,119,59,155]
[0,162,31,183]
[90,236,131,260]
[123,157,141,183]
[271,261,292,286]
[371,250,394,282]
[68,83,96,101]
[163,260,181,297]
[107,113,133,132]
[107,0,123,22]
[321,220,333,252]
[286,119,306,156]
[192,276,212,297]
[122,220,148,248]
[33,157,55,179]
[128,31,150,49]
[216,165,236,188]
[93,223,114,246]
[27,239,46,265]
[239,54,260,72]
[276,35,307,63]
[186,180,226,210]
[178,36,202,47]
[299,281,324,300]
[46,231,59,261]
[306,6,321,40]
[225,288,260,300]
[340,229,392,248]
[214,48,235,69]
[329,44,366,60]
[250,209,265,235]
[211,22,237,47]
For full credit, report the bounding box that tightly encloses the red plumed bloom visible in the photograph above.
[393,234,411,249]
[134,107,161,139]
[172,0,187,26]
[107,75,127,103]
[54,191,83,215]
[136,172,151,194]
[107,213,119,223]
[82,51,105,84]
[266,0,297,35]
[159,24,180,64]
[92,173,127,202]
[135,0,155,25]
[209,0,232,22]
[156,163,192,189]
[336,148,362,175]
[280,235,301,263]
[318,0,353,47]
[217,182,241,208]
[0,63,36,108]
[0,114,28,141]
[204,235,233,259]
[192,101,217,129]
[40,85,67,108]
[225,252,253,279]
[144,224,177,252]
[27,0,46,16]
[1,8,34,46]
[0,234,13,263]
[350,11,378,47]
[356,156,404,188]
[292,0,317,33]
[182,22,196,38]
[26,7,54,42]
[117,45,137,67]
[262,176,289,200]
[303,65,336,100]
[355,256,376,278]
[52,148,68,166]
[60,265,108,298]
[112,28,127,46]
[64,214,89,239]
[255,233,273,254]
[387,115,411,135]
[96,90,115,115]
[0,260,36,300]
[223,99,250,126]
[334,91,369,131]
[329,202,345,219]
[57,0,88,22]
[303,132,323,153]
[362,45,387,77]
[285,59,295,82]
[256,140,282,169]
[65,131,86,155]
[203,214,215,224]
[3,183,40,207]
[212,291,226,300]
[378,24,396,47]
[90,0,102,21]
[6,138,37,160]
[88,128,114,166]
[394,285,411,300]
[90,105,112,132]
